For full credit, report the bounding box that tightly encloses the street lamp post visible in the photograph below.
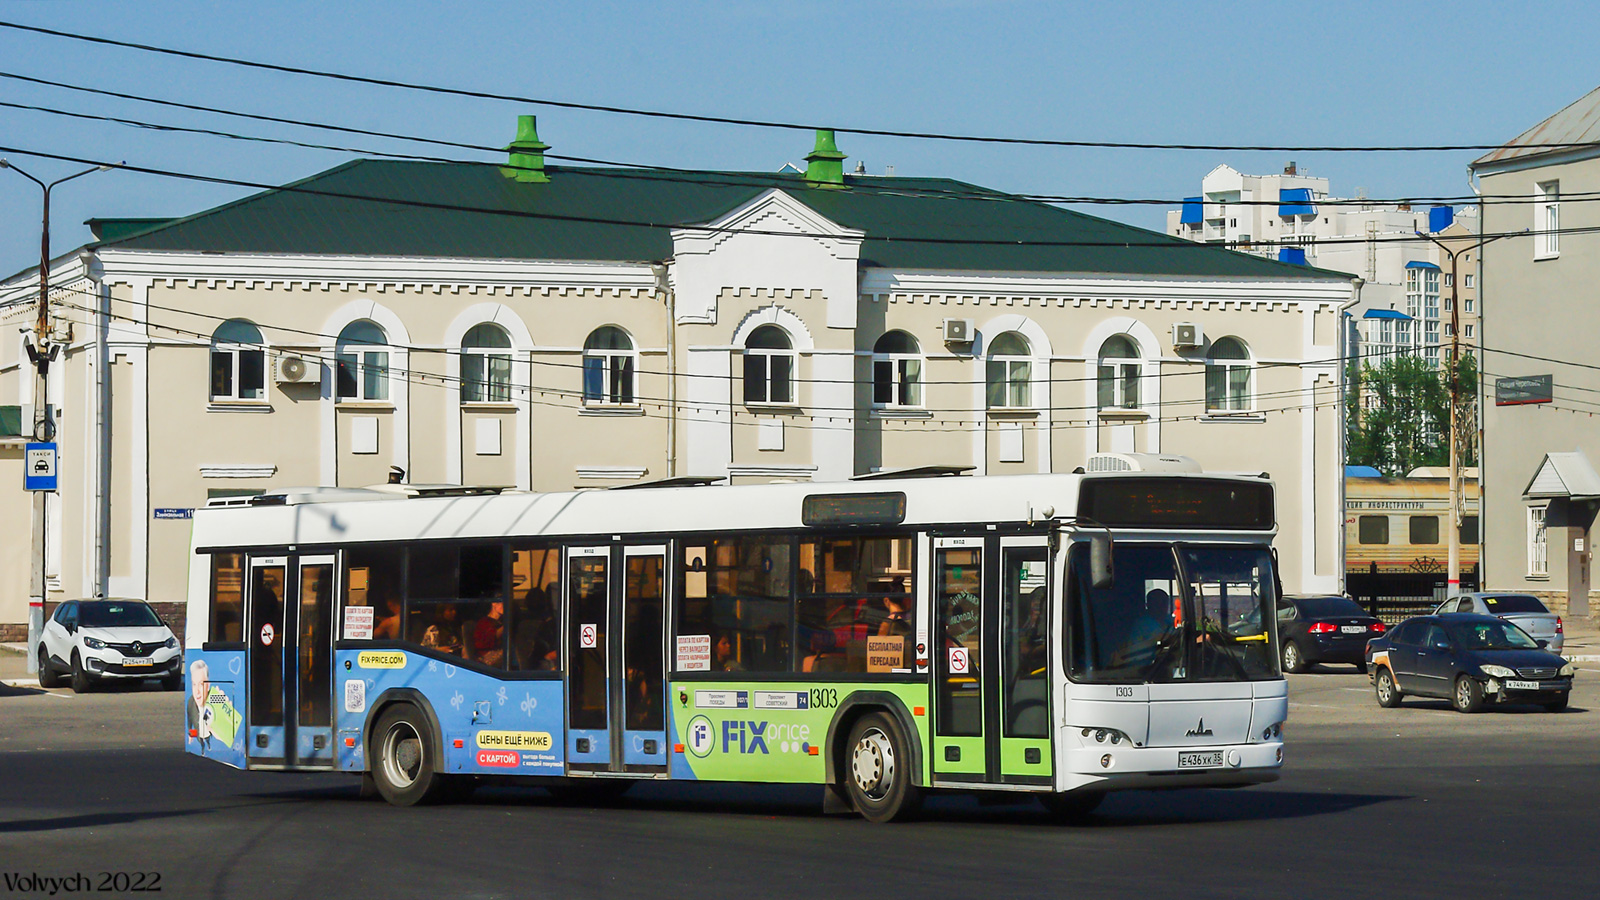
[2,159,112,674]
[1417,227,1520,600]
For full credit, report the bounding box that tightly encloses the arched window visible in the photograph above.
[210,319,265,401]
[1206,337,1253,412]
[335,319,390,402]
[743,325,794,405]
[583,326,636,405]
[985,331,1032,409]
[461,323,513,403]
[1097,335,1141,410]
[872,330,922,408]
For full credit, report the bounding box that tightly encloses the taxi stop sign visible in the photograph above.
[24,442,57,491]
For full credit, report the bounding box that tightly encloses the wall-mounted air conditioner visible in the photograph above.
[942,318,973,345]
[1172,323,1204,348]
[274,354,322,385]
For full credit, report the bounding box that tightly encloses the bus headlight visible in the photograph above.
[1082,727,1134,746]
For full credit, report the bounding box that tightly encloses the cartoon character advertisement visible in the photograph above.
[184,652,247,769]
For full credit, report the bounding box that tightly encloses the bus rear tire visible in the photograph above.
[843,712,921,823]
[371,704,445,806]
[1040,790,1105,821]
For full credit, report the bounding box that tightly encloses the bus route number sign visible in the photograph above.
[802,492,906,527]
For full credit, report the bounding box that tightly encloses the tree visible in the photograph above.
[1347,352,1477,476]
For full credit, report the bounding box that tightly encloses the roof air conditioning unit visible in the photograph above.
[275,354,322,385]
[1086,452,1204,474]
[942,317,973,345]
[1172,322,1204,348]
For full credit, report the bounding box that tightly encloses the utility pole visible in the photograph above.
[1,159,111,673]
[1418,226,1518,599]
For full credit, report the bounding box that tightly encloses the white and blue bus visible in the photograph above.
[182,453,1286,822]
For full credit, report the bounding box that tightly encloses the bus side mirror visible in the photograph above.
[1089,533,1114,590]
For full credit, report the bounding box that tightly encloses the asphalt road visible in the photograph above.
[2,661,1596,900]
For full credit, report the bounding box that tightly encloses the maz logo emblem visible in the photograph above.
[1185,718,1214,738]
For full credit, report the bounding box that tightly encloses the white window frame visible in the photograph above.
[1464,274,1475,289]
[1528,504,1549,577]
[1536,181,1560,259]
[1096,335,1142,412]
[209,319,267,402]
[742,326,796,407]
[985,332,1033,410]
[582,326,637,407]
[335,320,391,403]
[871,331,924,409]
[1205,337,1254,413]
[1465,324,1475,338]
[461,323,514,404]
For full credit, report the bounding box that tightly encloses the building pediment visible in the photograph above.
[1524,450,1600,500]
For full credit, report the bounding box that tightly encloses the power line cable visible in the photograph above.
[0,19,1581,155]
[4,72,1592,210]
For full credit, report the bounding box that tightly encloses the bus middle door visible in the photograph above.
[565,545,613,771]
[931,534,1054,787]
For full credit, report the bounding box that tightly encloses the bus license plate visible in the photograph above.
[1178,751,1223,769]
[122,657,152,667]
[1504,679,1544,691]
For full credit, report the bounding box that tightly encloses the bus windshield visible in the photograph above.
[1067,541,1279,684]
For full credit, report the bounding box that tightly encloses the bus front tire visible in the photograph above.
[371,704,446,806]
[843,712,921,823]
[1040,790,1105,821]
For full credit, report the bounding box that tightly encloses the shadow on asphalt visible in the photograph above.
[1391,699,1585,715]
[0,682,45,698]
[242,779,1405,828]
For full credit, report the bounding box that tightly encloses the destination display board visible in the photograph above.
[801,492,907,527]
[1078,478,1274,530]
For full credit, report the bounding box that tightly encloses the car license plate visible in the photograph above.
[122,657,153,667]
[1504,679,1545,691]
[1178,751,1223,769]
[1341,626,1367,634]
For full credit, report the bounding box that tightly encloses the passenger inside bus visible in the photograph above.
[416,604,464,656]
[472,601,506,666]
[373,597,402,640]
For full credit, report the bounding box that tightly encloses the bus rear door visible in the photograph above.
[931,535,1054,787]
[245,553,336,769]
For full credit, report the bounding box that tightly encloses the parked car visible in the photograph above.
[1367,614,1573,713]
[36,599,183,692]
[1433,593,1563,653]
[1275,594,1386,673]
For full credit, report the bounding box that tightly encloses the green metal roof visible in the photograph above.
[95,160,1347,280]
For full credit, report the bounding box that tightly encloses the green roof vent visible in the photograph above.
[501,115,550,183]
[804,129,847,189]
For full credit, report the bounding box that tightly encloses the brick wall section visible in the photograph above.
[1,601,189,650]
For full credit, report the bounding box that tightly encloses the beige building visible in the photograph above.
[1473,86,1600,618]
[0,120,1359,638]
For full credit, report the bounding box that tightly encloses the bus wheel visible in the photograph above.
[371,705,444,806]
[844,712,921,823]
[1040,790,1105,821]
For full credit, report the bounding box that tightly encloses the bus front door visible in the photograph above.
[564,544,669,774]
[931,535,1053,787]
[245,554,337,769]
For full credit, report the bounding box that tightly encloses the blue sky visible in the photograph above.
[1,0,1598,268]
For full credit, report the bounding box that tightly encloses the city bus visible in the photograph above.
[181,454,1286,822]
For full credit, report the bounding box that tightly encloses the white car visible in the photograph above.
[36,599,183,692]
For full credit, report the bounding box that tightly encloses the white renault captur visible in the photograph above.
[37,599,183,692]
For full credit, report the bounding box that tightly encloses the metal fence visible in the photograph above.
[1346,570,1480,624]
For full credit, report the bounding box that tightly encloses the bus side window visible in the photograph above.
[510,546,561,671]
[675,536,792,674]
[210,552,244,643]
[345,546,404,641]
[796,535,915,674]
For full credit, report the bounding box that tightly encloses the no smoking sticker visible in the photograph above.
[580,624,598,649]
[260,623,276,646]
[948,646,970,674]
